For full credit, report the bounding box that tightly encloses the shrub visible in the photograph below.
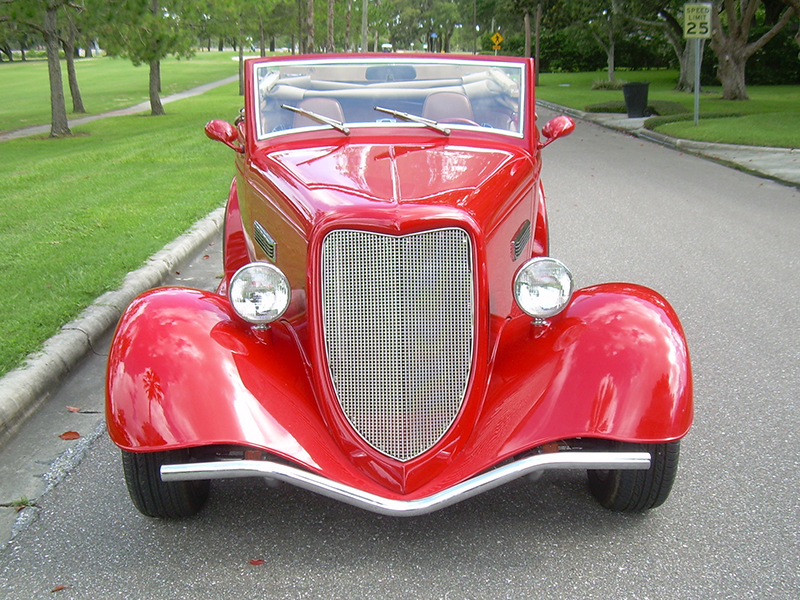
[591,79,625,90]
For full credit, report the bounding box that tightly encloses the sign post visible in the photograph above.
[684,3,712,126]
[491,32,503,55]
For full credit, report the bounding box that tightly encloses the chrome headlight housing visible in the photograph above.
[513,257,574,319]
[229,262,291,324]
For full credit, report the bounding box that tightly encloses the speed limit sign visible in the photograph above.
[684,3,712,39]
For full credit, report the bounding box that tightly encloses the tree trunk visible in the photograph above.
[259,19,266,57]
[306,0,315,53]
[607,11,615,82]
[524,11,531,58]
[327,0,335,53]
[345,0,352,52]
[63,16,85,114]
[44,5,71,137]
[709,0,795,101]
[715,48,749,100]
[297,0,304,53]
[149,59,165,115]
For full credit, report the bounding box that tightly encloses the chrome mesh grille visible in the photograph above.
[321,228,474,462]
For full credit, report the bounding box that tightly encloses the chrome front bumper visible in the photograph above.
[161,451,650,517]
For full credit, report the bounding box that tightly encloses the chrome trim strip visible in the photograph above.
[162,451,650,517]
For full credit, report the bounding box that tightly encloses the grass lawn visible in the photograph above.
[0,51,240,133]
[0,82,243,376]
[536,70,800,148]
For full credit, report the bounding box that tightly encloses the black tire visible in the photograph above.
[121,449,210,519]
[587,441,680,512]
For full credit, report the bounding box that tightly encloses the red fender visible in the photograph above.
[105,288,380,493]
[481,283,692,451]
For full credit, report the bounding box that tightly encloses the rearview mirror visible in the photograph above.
[205,119,243,153]
[539,116,575,149]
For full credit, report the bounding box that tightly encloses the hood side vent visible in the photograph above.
[254,221,277,262]
[511,220,531,261]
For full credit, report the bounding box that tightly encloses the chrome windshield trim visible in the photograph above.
[252,56,526,141]
[161,451,650,517]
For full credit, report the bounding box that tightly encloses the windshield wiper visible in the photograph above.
[281,104,350,135]
[374,106,450,136]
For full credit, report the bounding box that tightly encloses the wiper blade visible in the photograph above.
[281,104,350,135]
[374,106,450,136]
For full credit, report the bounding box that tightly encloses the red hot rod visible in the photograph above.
[106,54,692,518]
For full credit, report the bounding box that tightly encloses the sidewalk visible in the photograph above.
[537,99,800,188]
[0,74,238,142]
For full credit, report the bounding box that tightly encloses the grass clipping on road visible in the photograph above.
[0,84,242,376]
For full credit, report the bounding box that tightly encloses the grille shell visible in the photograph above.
[321,228,475,462]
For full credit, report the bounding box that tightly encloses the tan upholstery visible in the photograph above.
[421,91,475,122]
[293,97,345,128]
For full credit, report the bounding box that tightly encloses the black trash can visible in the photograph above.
[622,81,649,118]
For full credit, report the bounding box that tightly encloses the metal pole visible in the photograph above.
[694,38,701,126]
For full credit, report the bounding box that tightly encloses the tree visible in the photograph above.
[62,5,85,113]
[779,0,800,56]
[3,0,78,136]
[98,0,195,115]
[612,1,698,91]
[709,0,795,99]
[549,0,626,81]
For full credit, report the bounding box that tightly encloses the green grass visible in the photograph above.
[536,70,800,148]
[0,51,240,133]
[0,83,243,375]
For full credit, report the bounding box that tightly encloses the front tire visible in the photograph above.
[588,441,680,512]
[121,449,210,518]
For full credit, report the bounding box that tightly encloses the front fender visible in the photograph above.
[105,287,358,480]
[475,283,692,457]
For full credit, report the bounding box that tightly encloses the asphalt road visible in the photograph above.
[1,108,799,599]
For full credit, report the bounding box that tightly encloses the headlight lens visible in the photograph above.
[229,262,291,324]
[513,257,574,319]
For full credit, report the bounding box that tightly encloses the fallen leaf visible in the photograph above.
[59,431,80,440]
[203,254,210,260]
[249,559,265,566]
[66,406,81,413]
[51,585,68,592]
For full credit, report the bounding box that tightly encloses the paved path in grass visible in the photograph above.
[0,74,239,142]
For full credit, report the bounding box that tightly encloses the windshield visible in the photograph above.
[253,58,525,140]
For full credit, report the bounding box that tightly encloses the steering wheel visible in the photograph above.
[437,117,480,127]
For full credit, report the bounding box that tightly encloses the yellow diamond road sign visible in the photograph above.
[491,32,503,46]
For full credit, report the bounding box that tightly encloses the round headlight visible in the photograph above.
[513,257,574,319]
[229,262,291,324]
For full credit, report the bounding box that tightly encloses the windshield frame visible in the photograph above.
[251,55,527,142]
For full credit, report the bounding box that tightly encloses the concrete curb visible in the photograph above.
[0,206,225,449]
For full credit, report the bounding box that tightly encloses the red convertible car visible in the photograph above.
[106,54,692,518]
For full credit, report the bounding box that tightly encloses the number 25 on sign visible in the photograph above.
[684,3,712,39]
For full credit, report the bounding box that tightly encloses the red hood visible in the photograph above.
[253,139,533,215]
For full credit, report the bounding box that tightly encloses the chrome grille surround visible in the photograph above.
[321,228,475,462]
